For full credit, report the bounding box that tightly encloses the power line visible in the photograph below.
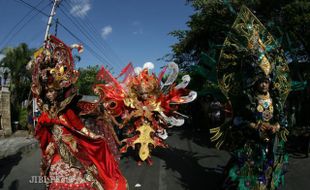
[29,27,46,47]
[14,0,50,17]
[2,3,51,48]
[84,14,126,66]
[12,0,115,68]
[57,22,115,68]
[62,0,126,67]
[61,1,124,69]
[0,0,49,47]
[58,6,115,67]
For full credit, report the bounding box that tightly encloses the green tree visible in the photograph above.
[76,65,100,95]
[171,0,310,126]
[171,0,310,76]
[0,43,34,121]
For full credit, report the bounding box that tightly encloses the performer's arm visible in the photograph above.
[80,127,103,139]
[249,121,279,133]
[63,109,102,139]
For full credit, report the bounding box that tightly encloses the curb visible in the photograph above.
[0,137,39,160]
[19,140,39,155]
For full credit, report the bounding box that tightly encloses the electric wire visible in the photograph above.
[63,0,125,66]
[57,21,114,68]
[0,0,49,48]
[61,1,124,70]
[58,6,116,68]
[2,3,51,48]
[13,0,49,17]
[14,0,115,69]
[84,14,126,66]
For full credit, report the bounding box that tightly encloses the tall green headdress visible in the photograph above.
[211,6,291,149]
[217,5,290,105]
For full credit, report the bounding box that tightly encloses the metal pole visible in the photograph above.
[33,99,36,127]
[44,0,60,41]
[54,18,59,36]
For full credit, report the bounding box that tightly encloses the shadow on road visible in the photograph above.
[287,135,310,158]
[175,127,213,148]
[8,179,19,190]
[153,147,224,190]
[0,153,22,189]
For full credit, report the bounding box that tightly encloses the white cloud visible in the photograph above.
[132,21,140,26]
[101,26,113,39]
[70,0,91,18]
[133,28,143,35]
[131,21,143,35]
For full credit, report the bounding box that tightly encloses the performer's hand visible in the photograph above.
[258,123,269,132]
[45,142,55,156]
[92,134,104,140]
[270,123,280,134]
[81,127,103,139]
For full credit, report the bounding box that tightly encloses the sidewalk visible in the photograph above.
[0,131,38,160]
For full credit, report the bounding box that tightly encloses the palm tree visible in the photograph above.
[0,43,34,122]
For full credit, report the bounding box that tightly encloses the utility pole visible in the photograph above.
[44,0,61,41]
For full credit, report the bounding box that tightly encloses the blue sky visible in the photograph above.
[0,0,194,73]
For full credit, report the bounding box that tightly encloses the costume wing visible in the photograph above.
[94,62,197,162]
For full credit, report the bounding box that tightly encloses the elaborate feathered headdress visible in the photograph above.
[211,6,291,149]
[217,5,290,104]
[31,35,81,109]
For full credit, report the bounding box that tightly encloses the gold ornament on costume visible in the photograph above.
[257,105,264,112]
[269,105,273,112]
[249,30,272,76]
[133,122,155,161]
[259,56,271,76]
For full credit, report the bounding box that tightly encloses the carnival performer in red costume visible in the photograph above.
[30,35,127,190]
[94,62,197,165]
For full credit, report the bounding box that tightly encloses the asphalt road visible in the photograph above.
[0,129,309,190]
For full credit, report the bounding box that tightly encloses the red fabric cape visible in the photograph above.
[35,109,127,190]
